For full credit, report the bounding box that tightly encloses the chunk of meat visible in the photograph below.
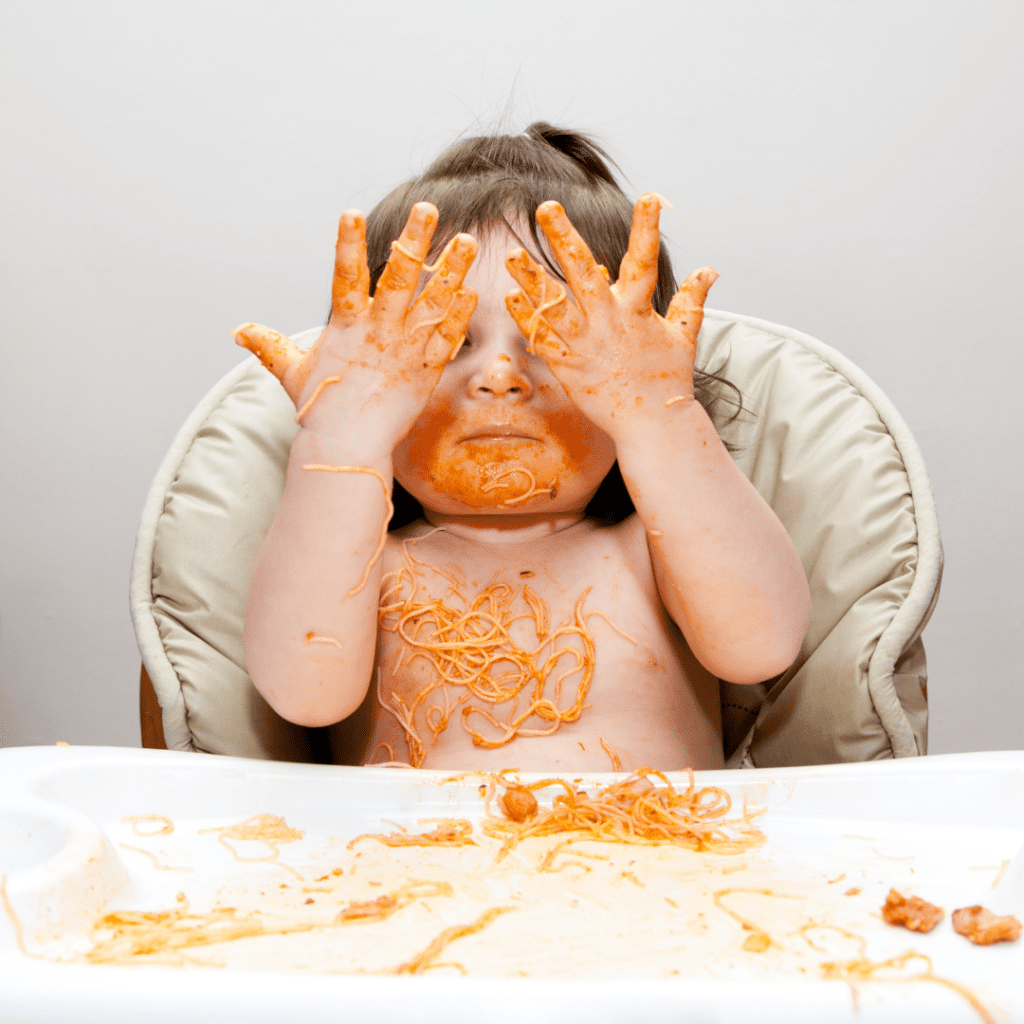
[951,905,1022,945]
[500,785,539,823]
[881,888,944,933]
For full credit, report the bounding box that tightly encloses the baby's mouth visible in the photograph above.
[459,425,541,443]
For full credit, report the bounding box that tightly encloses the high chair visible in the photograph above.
[131,311,940,767]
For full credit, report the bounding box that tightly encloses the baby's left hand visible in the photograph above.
[505,195,716,440]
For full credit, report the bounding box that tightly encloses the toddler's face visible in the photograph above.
[392,227,617,517]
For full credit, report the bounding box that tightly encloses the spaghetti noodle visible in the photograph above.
[294,375,342,425]
[300,464,393,596]
[713,888,803,953]
[820,950,995,1024]
[393,906,515,974]
[305,632,344,650]
[347,819,476,850]
[482,768,765,861]
[480,466,555,505]
[122,814,174,837]
[524,279,568,356]
[198,814,303,862]
[599,736,622,771]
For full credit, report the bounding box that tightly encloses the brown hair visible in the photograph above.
[366,122,743,526]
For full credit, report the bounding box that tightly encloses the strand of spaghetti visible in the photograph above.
[198,814,303,869]
[538,840,610,872]
[295,375,342,424]
[665,395,691,407]
[390,239,427,266]
[820,951,995,1024]
[525,279,568,355]
[1,874,40,959]
[305,633,344,650]
[403,530,462,588]
[390,234,456,273]
[599,737,622,771]
[522,585,550,640]
[394,906,515,974]
[586,610,638,645]
[300,464,393,596]
[348,819,475,849]
[993,859,1011,889]
[118,843,194,872]
[370,741,396,763]
[122,814,174,836]
[480,466,554,506]
[713,888,803,953]
[376,667,427,767]
[650,192,675,210]
[461,702,560,748]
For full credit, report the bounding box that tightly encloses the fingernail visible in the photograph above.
[412,202,437,228]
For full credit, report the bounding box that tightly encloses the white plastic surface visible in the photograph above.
[1,746,1022,1023]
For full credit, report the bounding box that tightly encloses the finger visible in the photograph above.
[331,210,370,323]
[424,287,478,365]
[505,247,584,336]
[370,202,438,324]
[615,193,662,311]
[406,233,478,345]
[505,288,568,358]
[232,322,304,383]
[664,267,719,337]
[535,201,612,307]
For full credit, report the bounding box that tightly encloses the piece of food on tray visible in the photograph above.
[951,905,1023,945]
[880,888,944,933]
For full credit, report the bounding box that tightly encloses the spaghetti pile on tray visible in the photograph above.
[482,768,765,859]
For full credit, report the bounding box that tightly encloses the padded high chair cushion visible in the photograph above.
[130,314,941,766]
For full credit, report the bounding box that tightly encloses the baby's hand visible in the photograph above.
[233,203,477,448]
[504,195,716,440]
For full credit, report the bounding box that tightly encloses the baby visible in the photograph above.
[234,123,810,773]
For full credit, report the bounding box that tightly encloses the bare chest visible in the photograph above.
[363,523,722,772]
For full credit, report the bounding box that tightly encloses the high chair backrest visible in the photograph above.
[131,313,940,767]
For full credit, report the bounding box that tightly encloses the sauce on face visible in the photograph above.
[393,228,616,513]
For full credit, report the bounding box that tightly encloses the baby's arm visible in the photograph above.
[504,197,809,684]
[235,205,477,725]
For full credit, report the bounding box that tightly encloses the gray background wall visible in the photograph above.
[1,1,1021,756]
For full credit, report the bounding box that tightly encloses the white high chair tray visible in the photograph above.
[1,746,1021,1024]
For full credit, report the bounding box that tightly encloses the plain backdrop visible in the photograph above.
[1,1,1021,756]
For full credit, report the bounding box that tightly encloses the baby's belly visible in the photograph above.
[364,632,724,773]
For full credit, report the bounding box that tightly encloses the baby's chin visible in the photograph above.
[396,437,567,510]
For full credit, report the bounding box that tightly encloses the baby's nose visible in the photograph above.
[469,351,533,400]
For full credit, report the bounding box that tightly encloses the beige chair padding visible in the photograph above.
[130,313,941,767]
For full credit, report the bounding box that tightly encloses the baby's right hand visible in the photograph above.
[233,203,477,449]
